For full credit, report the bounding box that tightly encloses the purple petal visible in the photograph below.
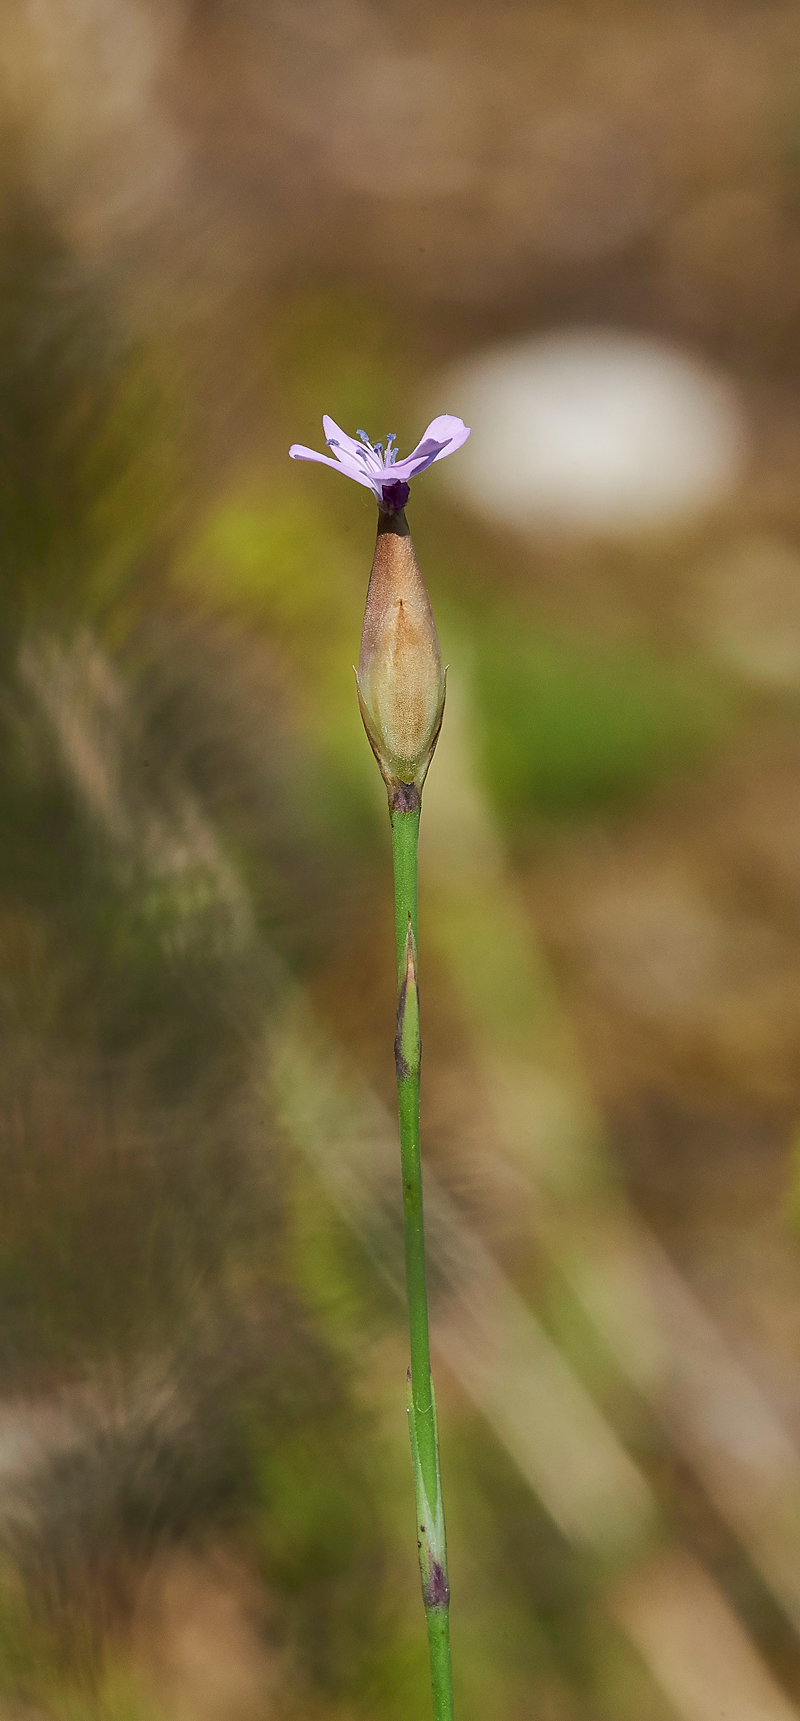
[387,415,471,482]
[321,415,369,462]
[290,413,470,498]
[323,414,385,476]
[289,444,375,488]
[388,439,449,481]
[421,415,471,461]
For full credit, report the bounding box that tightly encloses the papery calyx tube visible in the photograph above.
[356,510,445,807]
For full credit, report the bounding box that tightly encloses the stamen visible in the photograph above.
[356,429,373,448]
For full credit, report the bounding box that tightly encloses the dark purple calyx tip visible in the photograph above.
[381,479,410,512]
[389,781,420,814]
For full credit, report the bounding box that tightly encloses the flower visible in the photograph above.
[289,414,470,511]
[290,410,464,805]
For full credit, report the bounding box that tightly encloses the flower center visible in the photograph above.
[353,429,399,469]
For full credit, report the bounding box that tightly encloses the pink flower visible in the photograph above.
[289,414,470,511]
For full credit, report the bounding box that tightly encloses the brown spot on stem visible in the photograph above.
[395,979,410,1081]
[423,1562,450,1611]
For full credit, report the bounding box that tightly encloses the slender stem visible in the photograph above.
[391,805,454,1721]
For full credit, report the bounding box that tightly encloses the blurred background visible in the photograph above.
[4,2,800,1717]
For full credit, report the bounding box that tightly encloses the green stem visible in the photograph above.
[391,805,454,1721]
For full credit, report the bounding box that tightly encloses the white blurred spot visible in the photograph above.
[436,329,747,535]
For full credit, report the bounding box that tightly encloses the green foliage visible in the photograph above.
[269,289,409,438]
[177,492,361,647]
[0,1563,161,1721]
[251,1413,387,1699]
[0,213,184,637]
[254,1425,370,1591]
[475,621,732,822]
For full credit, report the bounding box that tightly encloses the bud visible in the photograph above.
[356,510,446,808]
